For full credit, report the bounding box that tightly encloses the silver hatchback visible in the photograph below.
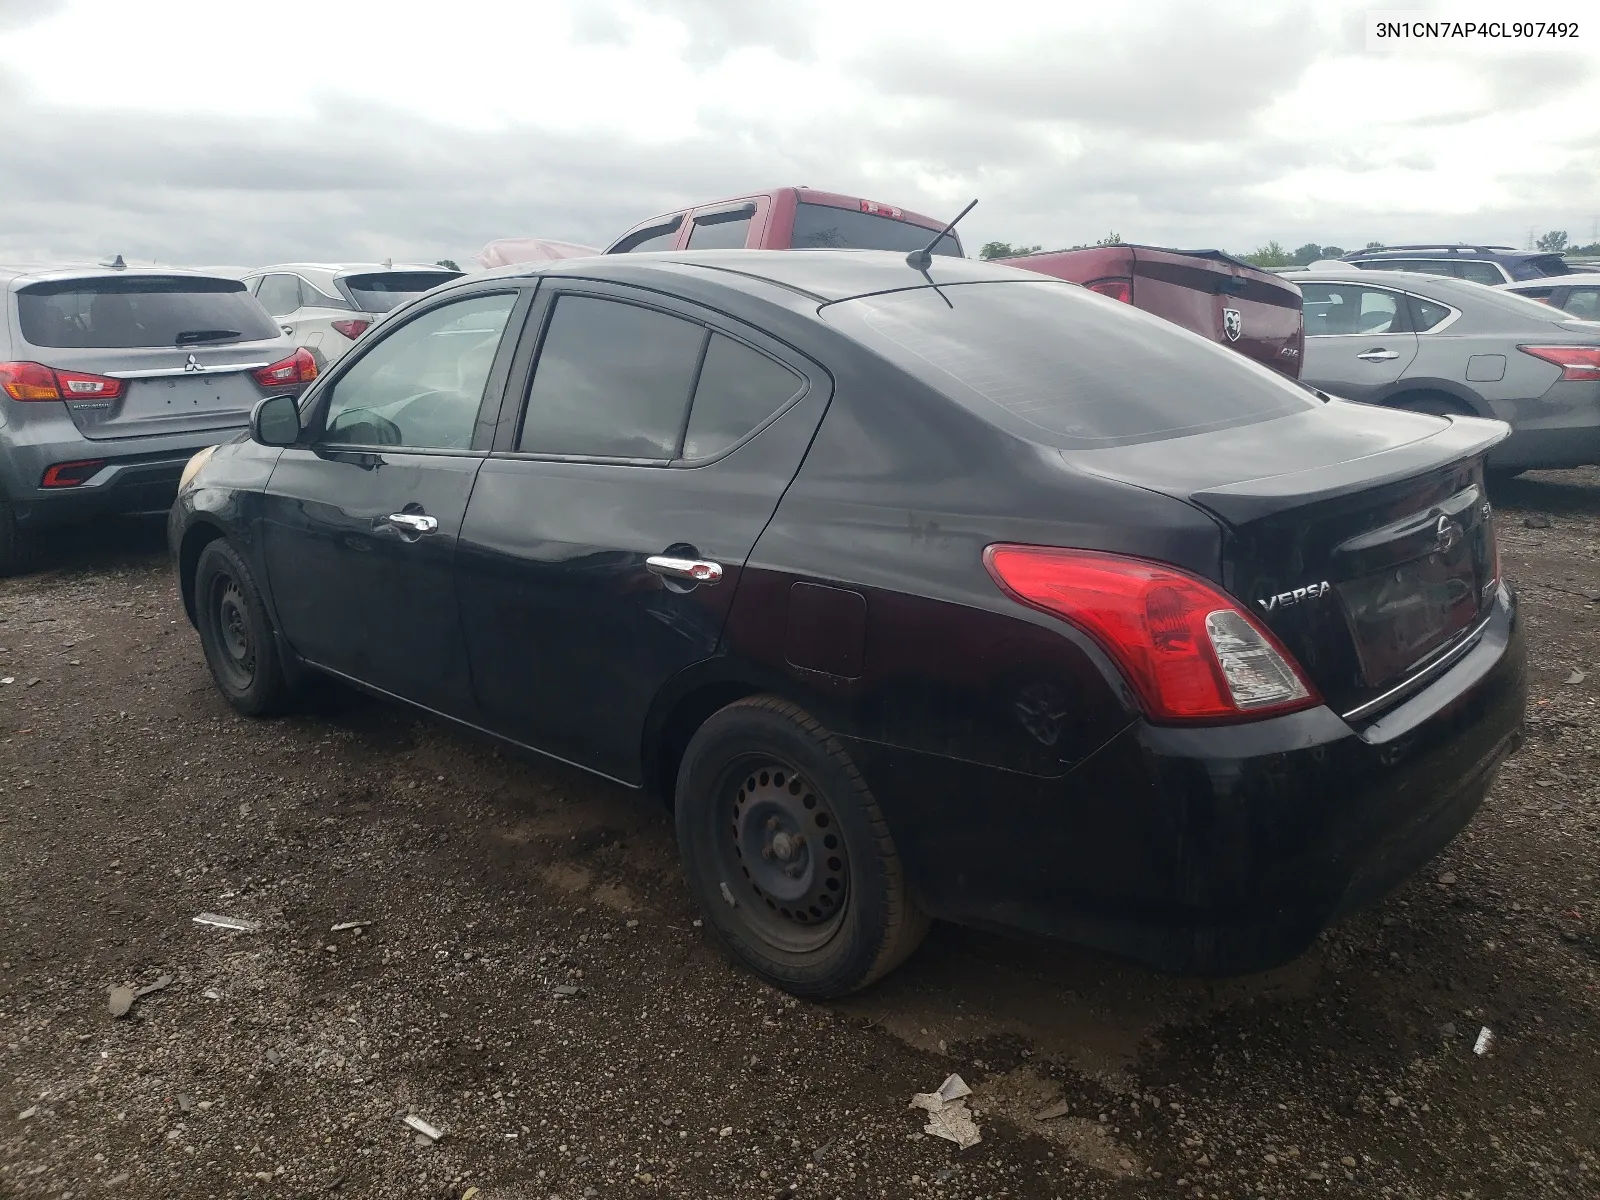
[0,264,311,573]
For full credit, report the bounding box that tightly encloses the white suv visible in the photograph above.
[242,263,462,367]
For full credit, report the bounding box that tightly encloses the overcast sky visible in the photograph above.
[1,0,1596,269]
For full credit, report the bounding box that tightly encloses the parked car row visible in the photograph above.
[171,245,1526,998]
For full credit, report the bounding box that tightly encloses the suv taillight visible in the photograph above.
[0,362,124,402]
[984,545,1319,723]
[252,348,318,388]
[1519,345,1600,380]
[1085,277,1133,304]
[330,319,371,340]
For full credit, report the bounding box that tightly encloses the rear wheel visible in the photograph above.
[675,696,929,999]
[194,539,292,716]
[0,500,39,577]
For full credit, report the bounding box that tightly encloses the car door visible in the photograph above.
[1297,281,1419,402]
[260,285,529,716]
[254,273,305,342]
[455,281,830,783]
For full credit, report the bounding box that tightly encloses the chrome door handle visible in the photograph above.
[387,512,438,534]
[1356,348,1400,361]
[646,555,723,585]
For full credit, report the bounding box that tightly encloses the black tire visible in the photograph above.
[675,695,929,998]
[193,539,293,717]
[0,499,40,577]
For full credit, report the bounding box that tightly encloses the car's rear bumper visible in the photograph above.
[6,433,243,528]
[1487,380,1600,469]
[845,582,1526,975]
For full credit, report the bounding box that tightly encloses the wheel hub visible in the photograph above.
[729,764,847,929]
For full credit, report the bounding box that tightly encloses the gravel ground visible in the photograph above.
[1,471,1597,1200]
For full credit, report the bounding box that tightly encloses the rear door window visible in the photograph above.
[254,274,304,317]
[1566,288,1600,320]
[790,202,961,256]
[17,276,282,348]
[687,208,755,250]
[682,335,803,459]
[825,281,1314,450]
[340,271,460,314]
[1301,284,1407,335]
[1455,260,1507,285]
[320,292,516,450]
[519,296,705,458]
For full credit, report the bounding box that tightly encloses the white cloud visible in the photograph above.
[0,0,1597,266]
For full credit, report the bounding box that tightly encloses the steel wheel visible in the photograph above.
[210,575,256,690]
[720,756,849,953]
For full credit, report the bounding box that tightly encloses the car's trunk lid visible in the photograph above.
[1131,247,1305,380]
[51,343,283,441]
[1065,402,1510,718]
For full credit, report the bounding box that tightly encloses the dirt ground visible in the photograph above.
[1,471,1597,1200]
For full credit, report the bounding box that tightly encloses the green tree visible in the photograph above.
[436,259,461,271]
[1320,245,1346,259]
[1095,231,1123,246]
[1365,240,1383,249]
[1536,230,1569,253]
[1244,240,1292,268]
[1291,242,1322,265]
[979,241,1042,260]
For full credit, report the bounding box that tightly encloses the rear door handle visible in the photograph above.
[646,555,723,585]
[1356,348,1400,361]
[387,512,438,534]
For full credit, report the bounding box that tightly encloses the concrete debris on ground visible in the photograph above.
[1474,1026,1495,1056]
[909,1073,982,1149]
[192,912,262,932]
[403,1115,444,1143]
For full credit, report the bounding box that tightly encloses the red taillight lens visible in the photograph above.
[0,362,123,402]
[330,319,371,340]
[984,545,1319,723]
[1086,277,1133,304]
[0,361,60,400]
[252,347,318,388]
[41,459,105,488]
[1519,345,1600,380]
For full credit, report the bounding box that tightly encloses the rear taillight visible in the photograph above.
[0,362,123,402]
[252,347,318,388]
[330,319,371,340]
[41,459,105,488]
[1519,345,1600,380]
[984,545,1319,723]
[1086,277,1133,304]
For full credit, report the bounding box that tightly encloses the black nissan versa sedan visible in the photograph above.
[169,249,1526,998]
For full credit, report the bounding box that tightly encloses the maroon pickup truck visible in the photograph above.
[996,245,1305,379]
[605,188,1303,378]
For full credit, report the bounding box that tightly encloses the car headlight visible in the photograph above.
[179,445,217,492]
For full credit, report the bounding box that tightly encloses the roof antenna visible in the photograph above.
[382,257,393,269]
[905,198,977,272]
[107,254,127,271]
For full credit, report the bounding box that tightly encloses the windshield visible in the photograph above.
[17,276,280,348]
[340,271,462,313]
[791,202,962,257]
[824,281,1314,450]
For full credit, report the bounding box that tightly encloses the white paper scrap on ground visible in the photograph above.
[908,1073,981,1149]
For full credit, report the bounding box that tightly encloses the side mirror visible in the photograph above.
[251,394,302,446]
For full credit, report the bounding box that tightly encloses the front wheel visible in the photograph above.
[675,696,929,998]
[193,539,293,716]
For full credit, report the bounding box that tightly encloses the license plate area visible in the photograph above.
[1337,550,1480,687]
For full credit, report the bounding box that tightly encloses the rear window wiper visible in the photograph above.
[174,329,242,345]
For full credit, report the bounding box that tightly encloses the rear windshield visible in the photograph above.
[1514,254,1571,280]
[791,202,962,257]
[17,276,280,349]
[340,271,462,313]
[824,281,1315,450]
